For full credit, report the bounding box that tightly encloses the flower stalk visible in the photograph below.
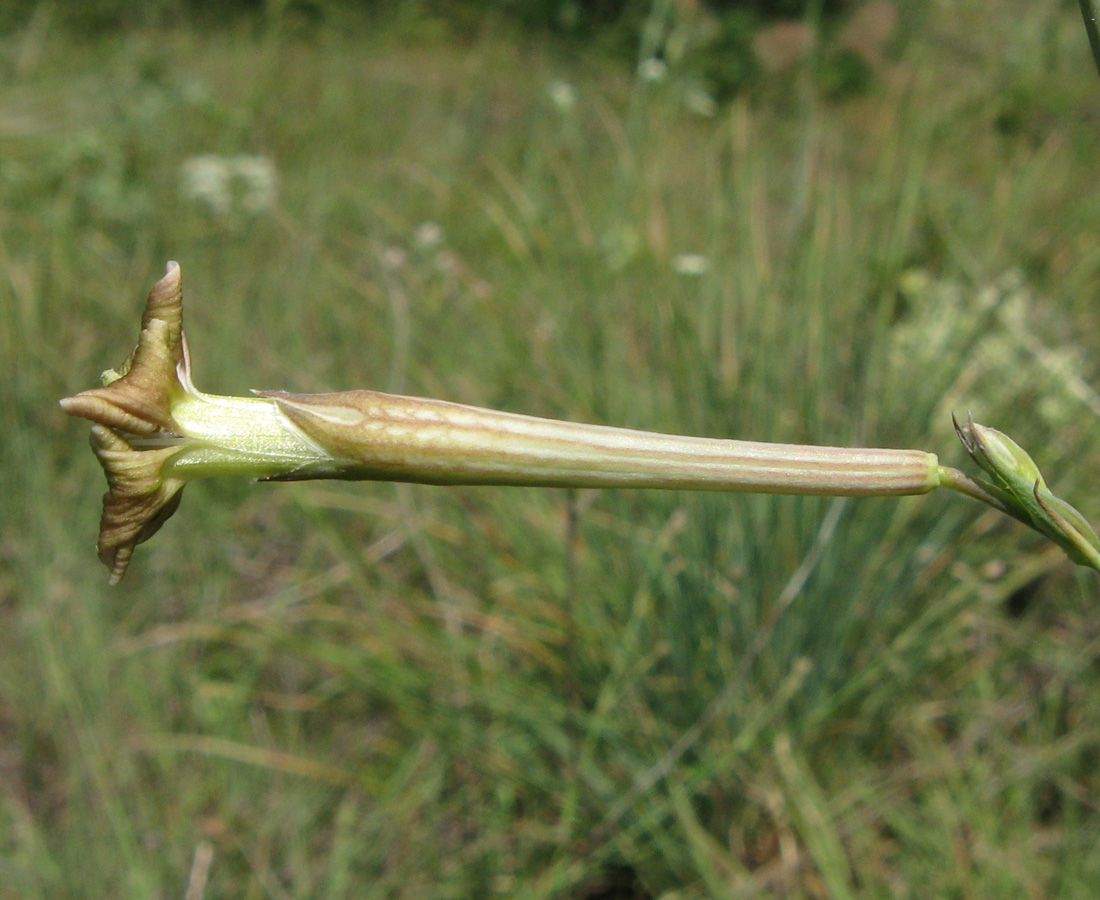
[61,262,1100,582]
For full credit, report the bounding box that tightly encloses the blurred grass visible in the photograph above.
[3,2,1100,897]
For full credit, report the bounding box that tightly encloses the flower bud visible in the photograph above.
[954,413,1100,569]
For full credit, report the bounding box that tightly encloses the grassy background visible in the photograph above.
[3,1,1100,897]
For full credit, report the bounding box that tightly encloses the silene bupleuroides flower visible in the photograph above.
[61,262,1100,582]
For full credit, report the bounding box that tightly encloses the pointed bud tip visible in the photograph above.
[951,411,975,453]
[158,259,181,285]
[138,260,185,345]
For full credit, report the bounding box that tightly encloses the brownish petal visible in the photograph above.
[88,425,186,584]
[60,261,186,435]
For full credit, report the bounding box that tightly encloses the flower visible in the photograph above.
[180,154,277,219]
[61,264,1100,582]
[638,58,668,83]
[60,262,330,582]
[671,253,710,276]
[414,221,443,250]
[60,262,190,582]
[548,80,576,112]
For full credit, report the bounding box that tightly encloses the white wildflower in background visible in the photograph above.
[180,154,277,220]
[548,80,576,112]
[672,253,710,276]
[638,57,668,83]
[414,221,443,250]
[180,155,230,216]
[890,268,1100,427]
[231,155,277,214]
[381,245,407,271]
[890,268,964,372]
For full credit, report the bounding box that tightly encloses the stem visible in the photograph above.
[936,465,1011,514]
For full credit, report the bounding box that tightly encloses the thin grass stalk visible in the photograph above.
[1079,0,1100,81]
